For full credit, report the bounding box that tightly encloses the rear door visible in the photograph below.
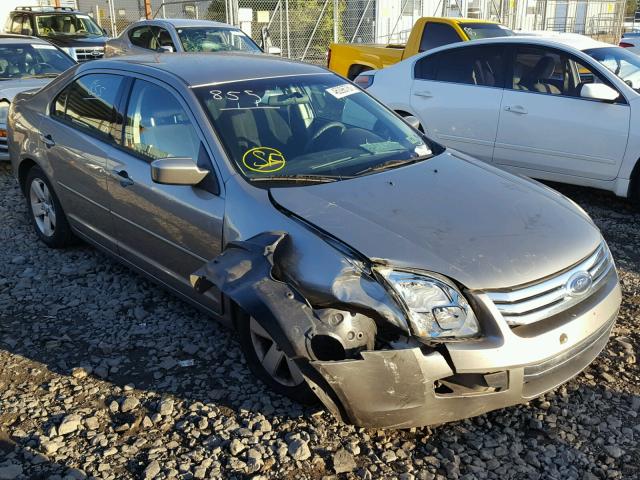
[107,76,224,313]
[409,45,505,163]
[493,45,630,181]
[40,72,127,252]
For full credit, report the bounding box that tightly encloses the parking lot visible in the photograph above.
[0,158,639,479]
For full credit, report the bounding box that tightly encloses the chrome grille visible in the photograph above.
[0,135,7,154]
[75,47,104,62]
[487,242,614,326]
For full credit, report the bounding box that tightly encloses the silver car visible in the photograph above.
[0,34,75,161]
[8,53,621,429]
[105,19,262,57]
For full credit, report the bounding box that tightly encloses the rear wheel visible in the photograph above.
[238,313,316,404]
[25,166,75,248]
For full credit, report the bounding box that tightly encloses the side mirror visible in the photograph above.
[402,115,421,130]
[151,157,209,185]
[266,46,281,55]
[158,45,174,53]
[580,83,619,102]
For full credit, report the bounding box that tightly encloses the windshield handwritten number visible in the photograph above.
[209,89,262,106]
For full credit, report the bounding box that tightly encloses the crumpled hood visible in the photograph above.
[0,78,52,103]
[270,151,602,290]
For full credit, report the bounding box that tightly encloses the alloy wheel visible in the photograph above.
[30,178,56,237]
[249,317,304,387]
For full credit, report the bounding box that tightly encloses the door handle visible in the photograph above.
[41,134,55,148]
[504,105,528,114]
[413,90,433,98]
[112,169,134,187]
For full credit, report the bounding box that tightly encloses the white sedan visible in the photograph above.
[360,36,640,201]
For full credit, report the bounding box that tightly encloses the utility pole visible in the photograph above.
[144,0,152,19]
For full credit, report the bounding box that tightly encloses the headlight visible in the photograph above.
[377,269,480,340]
[61,47,77,60]
[0,100,9,130]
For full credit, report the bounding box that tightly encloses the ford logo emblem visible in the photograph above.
[91,50,102,57]
[566,271,592,297]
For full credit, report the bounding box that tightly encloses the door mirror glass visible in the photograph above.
[159,45,174,53]
[151,157,209,185]
[580,83,619,102]
[403,115,421,130]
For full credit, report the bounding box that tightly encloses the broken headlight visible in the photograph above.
[377,269,480,340]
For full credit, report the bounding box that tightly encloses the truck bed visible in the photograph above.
[328,43,405,79]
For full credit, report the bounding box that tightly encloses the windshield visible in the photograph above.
[460,23,513,40]
[35,14,103,37]
[0,43,75,80]
[177,27,261,53]
[585,46,640,91]
[195,74,434,184]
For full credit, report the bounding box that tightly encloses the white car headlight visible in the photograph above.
[377,269,480,340]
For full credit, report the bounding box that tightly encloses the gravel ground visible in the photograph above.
[0,161,639,480]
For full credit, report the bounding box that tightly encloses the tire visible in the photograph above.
[25,166,75,248]
[237,312,316,404]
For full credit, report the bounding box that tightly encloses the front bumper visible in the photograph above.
[310,268,621,429]
[0,127,8,161]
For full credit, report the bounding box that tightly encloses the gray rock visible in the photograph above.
[121,396,140,413]
[58,414,82,435]
[288,438,311,461]
[143,460,161,479]
[0,463,22,480]
[604,445,623,459]
[333,448,357,474]
[158,398,174,416]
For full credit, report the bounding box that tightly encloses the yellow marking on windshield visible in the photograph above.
[242,147,286,173]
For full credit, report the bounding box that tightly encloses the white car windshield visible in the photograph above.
[195,74,435,184]
[177,27,261,53]
[36,14,103,37]
[0,43,75,80]
[585,46,640,91]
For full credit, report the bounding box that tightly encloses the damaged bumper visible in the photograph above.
[311,268,620,429]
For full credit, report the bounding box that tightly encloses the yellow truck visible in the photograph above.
[328,17,513,79]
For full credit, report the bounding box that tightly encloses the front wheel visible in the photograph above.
[25,166,75,248]
[238,314,316,404]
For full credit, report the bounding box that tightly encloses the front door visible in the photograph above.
[494,45,630,181]
[107,77,224,313]
[410,45,505,163]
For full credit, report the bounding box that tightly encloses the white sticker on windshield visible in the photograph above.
[33,44,57,50]
[326,83,360,99]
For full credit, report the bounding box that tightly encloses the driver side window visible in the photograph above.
[129,26,153,49]
[124,79,200,161]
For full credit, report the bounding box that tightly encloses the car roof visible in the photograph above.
[82,52,329,87]
[0,34,53,45]
[132,18,237,29]
[430,34,611,53]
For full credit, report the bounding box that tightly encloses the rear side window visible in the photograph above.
[415,46,504,87]
[52,74,124,140]
[419,23,461,52]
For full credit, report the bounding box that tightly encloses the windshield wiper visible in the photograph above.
[248,174,348,183]
[355,155,431,176]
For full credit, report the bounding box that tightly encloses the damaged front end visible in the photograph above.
[189,230,620,429]
[190,231,490,428]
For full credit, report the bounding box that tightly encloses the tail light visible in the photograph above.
[619,41,634,48]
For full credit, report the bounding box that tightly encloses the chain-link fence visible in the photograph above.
[76,0,627,64]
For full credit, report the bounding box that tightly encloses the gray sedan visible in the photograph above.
[8,53,621,428]
[105,19,262,57]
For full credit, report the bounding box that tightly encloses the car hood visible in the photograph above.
[0,78,52,102]
[45,36,108,48]
[270,151,602,290]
